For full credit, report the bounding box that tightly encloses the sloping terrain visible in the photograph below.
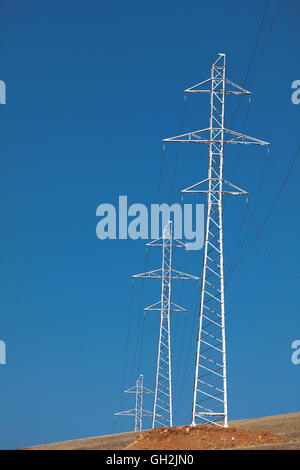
[229,412,300,450]
[24,411,300,450]
[230,412,300,441]
[126,425,287,450]
[24,430,142,450]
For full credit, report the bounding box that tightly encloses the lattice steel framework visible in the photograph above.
[163,54,269,427]
[133,221,199,428]
[114,374,153,431]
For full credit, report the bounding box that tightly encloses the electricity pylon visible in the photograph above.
[133,221,199,428]
[163,54,269,427]
[114,374,153,432]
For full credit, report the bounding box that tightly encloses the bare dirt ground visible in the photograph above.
[23,430,142,450]
[24,411,300,450]
[229,412,300,450]
[126,425,287,450]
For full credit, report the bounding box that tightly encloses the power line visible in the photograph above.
[228,0,270,129]
[226,146,300,282]
[168,95,188,204]
[229,150,270,272]
[118,279,135,432]
[129,248,149,387]
[248,0,283,86]
[226,0,283,279]
[254,213,300,279]
[156,96,187,205]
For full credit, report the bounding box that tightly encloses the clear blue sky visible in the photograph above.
[0,0,299,449]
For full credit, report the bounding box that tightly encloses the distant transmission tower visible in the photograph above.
[114,374,153,431]
[133,221,199,428]
[163,53,269,427]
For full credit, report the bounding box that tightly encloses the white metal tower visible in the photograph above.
[114,374,153,432]
[163,54,269,427]
[133,221,199,428]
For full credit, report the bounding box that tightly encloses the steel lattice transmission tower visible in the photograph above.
[163,54,270,427]
[133,221,199,428]
[114,374,153,431]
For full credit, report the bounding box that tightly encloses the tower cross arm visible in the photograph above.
[223,128,270,146]
[133,268,200,280]
[181,178,248,196]
[170,269,200,280]
[163,128,270,146]
[145,300,187,312]
[184,78,251,95]
[143,386,154,394]
[114,409,136,417]
[146,237,187,248]
[132,269,163,279]
[141,409,154,416]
